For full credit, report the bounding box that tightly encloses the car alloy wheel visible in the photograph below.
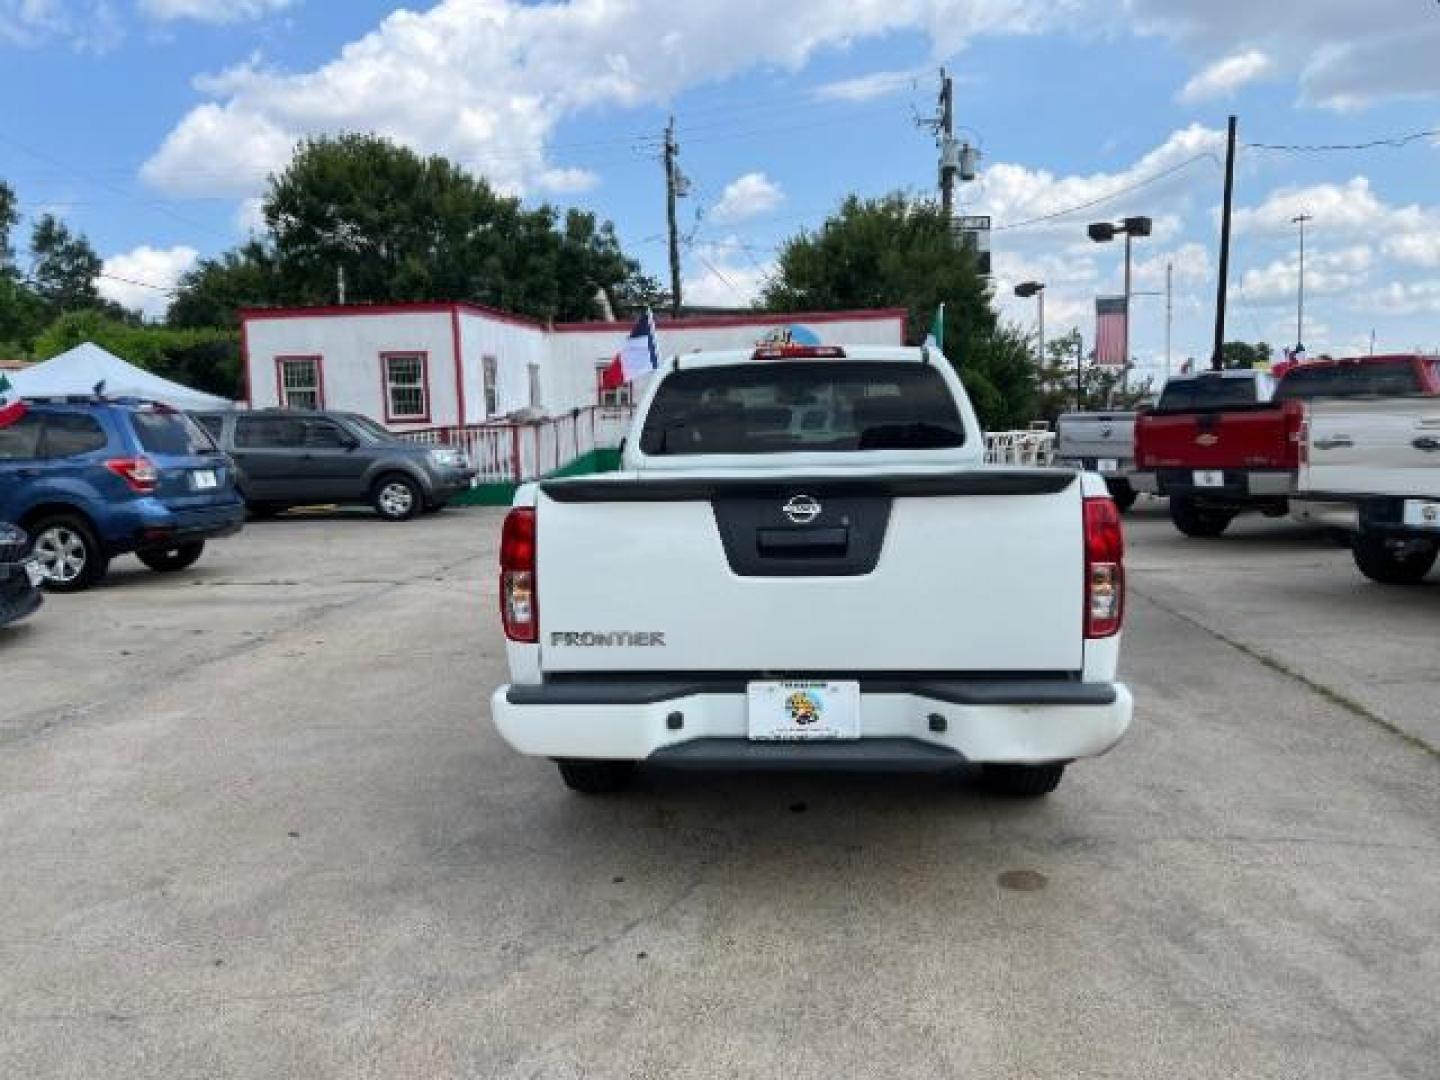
[32,525,88,585]
[378,480,416,519]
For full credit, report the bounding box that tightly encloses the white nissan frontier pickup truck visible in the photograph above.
[490,343,1133,796]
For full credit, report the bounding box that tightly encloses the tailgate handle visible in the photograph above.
[1314,435,1354,450]
[1413,436,1440,452]
[756,526,849,558]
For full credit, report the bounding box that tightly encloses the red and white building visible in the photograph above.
[240,303,908,429]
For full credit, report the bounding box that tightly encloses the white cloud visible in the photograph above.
[973,124,1225,237]
[1177,49,1271,103]
[711,172,784,223]
[536,167,600,195]
[0,0,121,52]
[138,0,293,24]
[1121,0,1440,110]
[140,0,1061,198]
[813,68,922,103]
[1238,246,1373,304]
[1365,281,1440,317]
[686,238,773,307]
[99,245,199,321]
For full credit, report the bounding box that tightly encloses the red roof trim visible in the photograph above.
[551,308,909,333]
[238,301,908,335]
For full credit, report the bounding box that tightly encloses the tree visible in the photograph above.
[1032,328,1155,421]
[761,193,1035,429]
[252,133,641,321]
[29,213,103,311]
[35,310,241,398]
[0,180,17,278]
[1221,340,1272,370]
[167,242,282,329]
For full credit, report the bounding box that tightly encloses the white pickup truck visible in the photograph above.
[490,344,1133,797]
[1292,395,1440,584]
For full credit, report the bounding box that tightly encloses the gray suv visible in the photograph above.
[195,410,476,521]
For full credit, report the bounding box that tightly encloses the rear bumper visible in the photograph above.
[1129,468,1293,501]
[490,680,1133,766]
[124,500,246,552]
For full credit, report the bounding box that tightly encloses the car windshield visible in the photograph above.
[1156,377,1264,412]
[639,361,966,456]
[344,413,400,443]
[130,408,216,455]
[1274,361,1423,400]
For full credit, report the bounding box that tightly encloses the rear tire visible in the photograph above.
[1106,479,1138,512]
[28,514,109,593]
[557,759,635,794]
[1352,533,1438,585]
[1170,496,1235,538]
[373,474,422,522]
[982,762,1066,797]
[137,541,206,573]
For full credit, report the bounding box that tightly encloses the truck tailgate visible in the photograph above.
[1303,398,1440,498]
[1137,405,1298,470]
[534,471,1085,674]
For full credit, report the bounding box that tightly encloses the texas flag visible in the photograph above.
[0,371,25,428]
[599,308,662,391]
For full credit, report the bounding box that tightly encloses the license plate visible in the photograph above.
[1194,470,1225,488]
[1097,458,1119,473]
[747,680,860,741]
[1402,499,1440,529]
[191,469,217,491]
[23,560,44,587]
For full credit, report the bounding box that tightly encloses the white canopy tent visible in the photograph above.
[11,342,234,411]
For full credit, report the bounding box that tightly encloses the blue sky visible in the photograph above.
[3,0,1439,380]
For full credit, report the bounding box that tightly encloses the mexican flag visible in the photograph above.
[923,304,945,352]
[0,371,25,427]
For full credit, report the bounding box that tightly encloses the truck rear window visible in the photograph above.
[1274,361,1423,401]
[638,362,966,455]
[1155,377,1265,412]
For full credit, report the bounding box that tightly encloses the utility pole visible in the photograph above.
[1292,212,1312,356]
[1075,332,1085,412]
[939,69,956,217]
[664,116,682,317]
[336,265,346,305]
[1211,114,1238,371]
[1165,261,1173,379]
[917,68,972,223]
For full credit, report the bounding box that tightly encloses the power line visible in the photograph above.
[991,153,1219,233]
[1245,127,1440,152]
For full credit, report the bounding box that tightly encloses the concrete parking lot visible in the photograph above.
[1,503,1437,1079]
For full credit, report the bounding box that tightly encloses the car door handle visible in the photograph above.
[1314,436,1354,450]
[1413,436,1440,452]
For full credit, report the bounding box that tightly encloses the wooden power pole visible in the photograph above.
[664,116,682,317]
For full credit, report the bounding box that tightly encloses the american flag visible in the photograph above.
[1094,296,1128,367]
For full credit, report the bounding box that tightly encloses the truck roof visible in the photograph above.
[667,345,933,370]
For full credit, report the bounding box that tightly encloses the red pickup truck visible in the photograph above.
[1131,355,1440,537]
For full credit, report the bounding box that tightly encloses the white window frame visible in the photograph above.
[276,356,323,410]
[381,352,430,423]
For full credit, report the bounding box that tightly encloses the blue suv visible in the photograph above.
[0,398,245,592]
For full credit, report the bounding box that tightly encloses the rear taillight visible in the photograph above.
[1084,496,1125,639]
[500,507,538,643]
[105,457,158,495]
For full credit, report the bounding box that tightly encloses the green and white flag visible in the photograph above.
[0,371,25,427]
[923,304,945,352]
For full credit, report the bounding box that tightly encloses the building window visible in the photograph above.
[482,355,499,417]
[381,352,429,422]
[527,363,541,410]
[277,356,323,410]
[595,361,633,407]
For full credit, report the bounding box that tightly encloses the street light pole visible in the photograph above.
[1014,281,1046,366]
[1122,230,1133,393]
[1087,215,1151,391]
[1165,261,1173,380]
[1292,212,1312,356]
